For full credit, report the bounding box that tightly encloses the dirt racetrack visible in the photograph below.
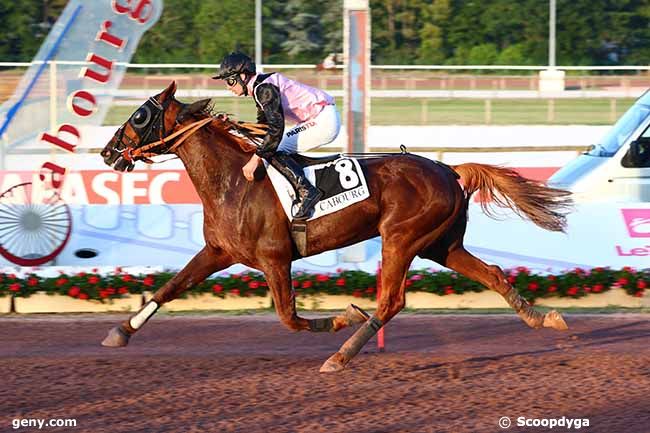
[1,313,649,433]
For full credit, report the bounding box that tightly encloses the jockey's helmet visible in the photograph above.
[212,52,256,80]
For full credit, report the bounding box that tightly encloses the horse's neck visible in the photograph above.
[175,130,249,213]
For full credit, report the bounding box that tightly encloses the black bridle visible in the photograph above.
[103,95,218,172]
[105,96,173,170]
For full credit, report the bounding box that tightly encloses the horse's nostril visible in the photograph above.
[114,157,130,172]
[101,147,121,166]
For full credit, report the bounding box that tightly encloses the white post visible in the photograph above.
[255,0,263,73]
[539,0,564,93]
[0,132,6,170]
[49,60,57,133]
[49,60,58,175]
[549,0,556,68]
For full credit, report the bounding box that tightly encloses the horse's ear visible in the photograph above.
[177,99,212,122]
[158,81,177,102]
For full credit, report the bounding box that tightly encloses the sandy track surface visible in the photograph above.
[1,313,649,433]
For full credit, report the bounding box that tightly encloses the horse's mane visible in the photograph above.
[187,100,265,154]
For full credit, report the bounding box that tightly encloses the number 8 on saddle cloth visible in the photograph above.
[266,154,370,222]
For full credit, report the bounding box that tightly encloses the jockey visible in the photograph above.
[213,51,340,221]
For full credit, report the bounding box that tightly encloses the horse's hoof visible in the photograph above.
[543,310,568,331]
[319,352,346,373]
[345,304,370,326]
[101,326,131,347]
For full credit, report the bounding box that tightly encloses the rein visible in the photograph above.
[121,117,214,164]
[116,97,268,166]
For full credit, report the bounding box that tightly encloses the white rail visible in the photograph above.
[107,89,643,100]
[2,61,650,71]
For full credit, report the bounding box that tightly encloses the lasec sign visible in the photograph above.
[0,0,163,189]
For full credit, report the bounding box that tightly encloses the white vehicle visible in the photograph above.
[462,95,650,271]
[549,91,650,202]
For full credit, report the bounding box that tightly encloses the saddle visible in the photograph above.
[291,153,341,166]
[265,153,371,257]
[231,122,421,257]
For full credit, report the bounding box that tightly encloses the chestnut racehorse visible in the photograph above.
[100,82,572,372]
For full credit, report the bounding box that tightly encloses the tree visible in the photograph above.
[134,0,202,64]
[194,0,255,63]
[600,0,650,66]
[321,0,343,57]
[496,43,529,65]
[555,0,608,65]
[0,0,50,61]
[280,0,325,62]
[479,0,527,50]
[417,0,451,64]
[3,0,650,68]
[371,0,432,63]
[262,0,290,63]
[370,0,398,63]
[519,0,549,65]
[467,43,498,65]
[446,0,489,54]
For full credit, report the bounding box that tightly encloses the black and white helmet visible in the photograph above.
[212,52,256,79]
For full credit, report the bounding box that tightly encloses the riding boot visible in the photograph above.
[270,152,323,220]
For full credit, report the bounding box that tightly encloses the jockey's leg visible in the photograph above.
[269,105,340,221]
[101,246,233,347]
[320,244,413,373]
[282,104,340,154]
[263,264,369,333]
[269,152,322,221]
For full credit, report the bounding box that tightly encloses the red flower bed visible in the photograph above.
[0,267,647,303]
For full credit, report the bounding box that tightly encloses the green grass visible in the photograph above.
[104,97,636,126]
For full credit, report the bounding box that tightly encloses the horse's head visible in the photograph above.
[101,81,212,171]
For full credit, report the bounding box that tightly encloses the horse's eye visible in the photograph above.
[131,106,151,128]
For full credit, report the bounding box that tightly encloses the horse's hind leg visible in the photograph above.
[101,246,233,347]
[263,265,370,333]
[432,246,568,331]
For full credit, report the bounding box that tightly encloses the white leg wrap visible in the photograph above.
[129,301,158,330]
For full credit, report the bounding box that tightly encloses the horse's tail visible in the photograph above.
[451,163,573,232]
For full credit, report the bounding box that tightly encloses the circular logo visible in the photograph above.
[498,417,511,429]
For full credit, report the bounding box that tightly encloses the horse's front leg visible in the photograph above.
[101,246,233,347]
[264,265,369,333]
